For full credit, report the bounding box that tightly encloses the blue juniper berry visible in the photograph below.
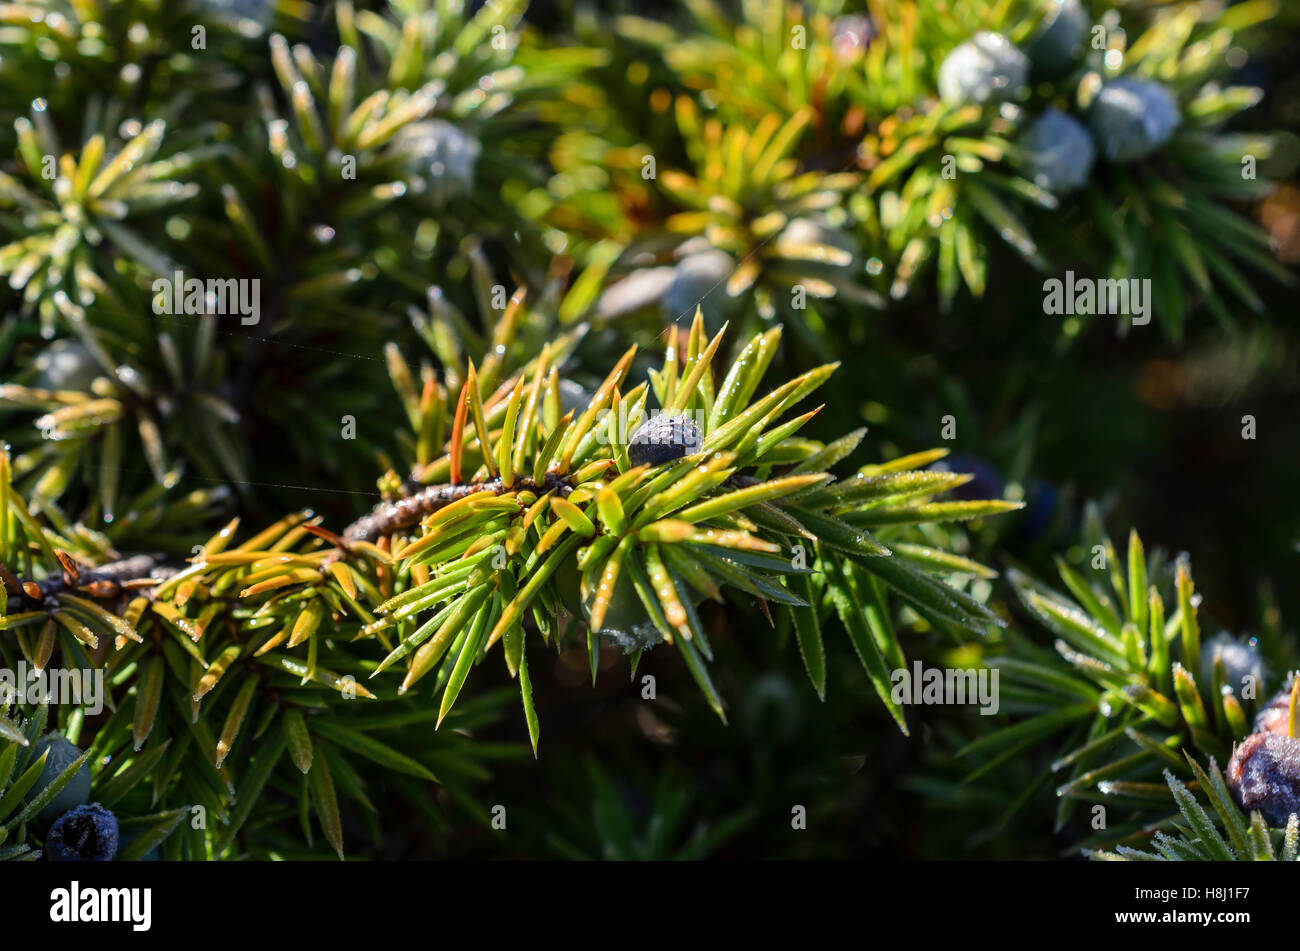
[628,414,703,468]
[46,803,120,862]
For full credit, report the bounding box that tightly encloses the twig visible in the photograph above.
[3,474,577,609]
[342,472,574,543]
[7,554,178,611]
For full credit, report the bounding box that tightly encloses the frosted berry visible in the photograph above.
[1089,78,1180,163]
[627,414,703,468]
[1018,109,1095,194]
[46,803,120,862]
[26,734,92,826]
[937,32,1028,106]
[1227,733,1300,826]
[1026,0,1089,77]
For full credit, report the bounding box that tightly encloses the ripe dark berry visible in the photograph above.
[1026,0,1088,77]
[627,414,703,468]
[46,803,120,862]
[930,453,1004,501]
[26,734,92,826]
[1227,733,1300,826]
[1018,109,1095,194]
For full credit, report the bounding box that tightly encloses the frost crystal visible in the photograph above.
[598,621,664,655]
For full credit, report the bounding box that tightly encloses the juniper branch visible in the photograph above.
[344,472,575,543]
[6,554,179,612]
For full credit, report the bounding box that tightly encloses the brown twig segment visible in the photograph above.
[342,472,574,543]
[9,553,178,610]
[2,475,575,610]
